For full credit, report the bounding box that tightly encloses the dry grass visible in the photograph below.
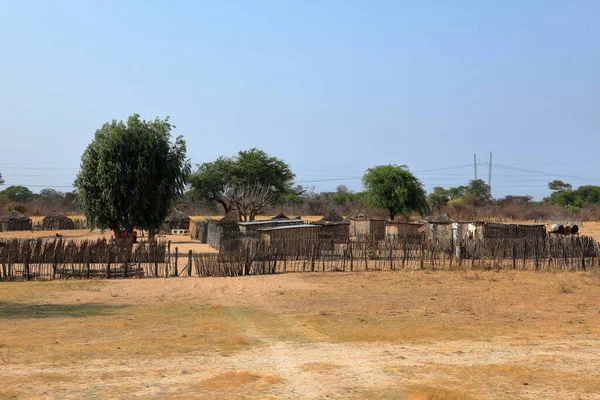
[408,386,480,400]
[197,370,282,392]
[3,270,600,398]
[300,362,341,372]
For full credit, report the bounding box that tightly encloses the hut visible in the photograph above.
[348,217,386,241]
[165,209,191,234]
[385,221,425,241]
[471,222,546,239]
[0,210,32,232]
[42,212,75,230]
[312,210,350,244]
[271,213,291,220]
[259,224,321,257]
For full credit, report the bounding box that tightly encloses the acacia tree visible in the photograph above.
[74,114,190,238]
[190,148,294,221]
[362,165,429,220]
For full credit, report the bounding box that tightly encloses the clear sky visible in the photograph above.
[1,1,598,200]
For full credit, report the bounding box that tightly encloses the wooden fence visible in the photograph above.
[192,235,600,277]
[0,238,169,281]
[3,235,599,281]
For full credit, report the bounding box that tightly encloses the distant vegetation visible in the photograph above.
[4,145,600,222]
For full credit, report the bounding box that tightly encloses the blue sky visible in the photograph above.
[0,1,598,200]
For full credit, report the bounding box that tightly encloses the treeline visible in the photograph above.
[4,141,600,223]
[0,186,79,216]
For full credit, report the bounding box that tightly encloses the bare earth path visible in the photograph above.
[2,271,600,399]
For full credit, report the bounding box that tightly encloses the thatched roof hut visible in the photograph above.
[0,210,32,232]
[42,211,75,230]
[165,209,191,230]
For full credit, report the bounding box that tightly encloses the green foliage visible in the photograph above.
[190,148,295,221]
[362,165,429,220]
[331,185,359,206]
[547,182,600,208]
[0,172,4,186]
[427,187,451,211]
[1,186,34,203]
[432,179,492,208]
[548,180,572,192]
[74,114,190,235]
[282,185,306,206]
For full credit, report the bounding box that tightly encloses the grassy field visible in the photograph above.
[2,270,600,399]
[2,218,600,398]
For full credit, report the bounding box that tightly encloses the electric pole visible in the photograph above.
[474,153,477,180]
[488,152,493,196]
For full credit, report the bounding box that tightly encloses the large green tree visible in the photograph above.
[190,148,294,221]
[362,165,429,220]
[74,114,190,237]
[1,185,34,203]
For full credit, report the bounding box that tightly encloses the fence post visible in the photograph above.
[24,251,30,281]
[106,249,111,279]
[174,248,178,277]
[350,242,354,272]
[52,253,57,280]
[187,250,192,276]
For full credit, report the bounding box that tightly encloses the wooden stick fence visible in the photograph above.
[0,238,168,281]
[192,235,600,277]
[2,235,599,281]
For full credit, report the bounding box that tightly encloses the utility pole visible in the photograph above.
[488,152,493,196]
[474,153,477,180]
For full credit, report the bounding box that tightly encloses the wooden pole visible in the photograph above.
[174,248,178,277]
[187,250,192,276]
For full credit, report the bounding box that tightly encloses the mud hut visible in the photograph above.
[0,210,32,232]
[165,209,191,233]
[42,212,75,230]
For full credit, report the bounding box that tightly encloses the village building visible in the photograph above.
[0,210,33,232]
[42,211,75,230]
[258,224,321,256]
[165,209,191,235]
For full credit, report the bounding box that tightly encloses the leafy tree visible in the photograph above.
[331,185,357,206]
[427,187,450,211]
[547,181,575,207]
[439,179,492,204]
[465,179,492,202]
[572,185,600,207]
[74,114,190,237]
[190,148,295,221]
[0,172,4,186]
[548,180,572,192]
[1,185,34,203]
[362,165,429,220]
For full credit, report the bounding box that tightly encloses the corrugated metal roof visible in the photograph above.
[258,225,319,232]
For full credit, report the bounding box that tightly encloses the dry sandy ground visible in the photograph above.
[2,270,600,399]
